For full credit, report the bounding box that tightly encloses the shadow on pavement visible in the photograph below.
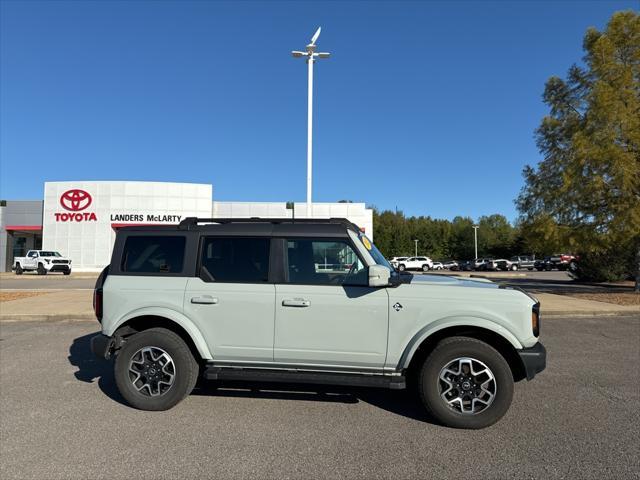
[192,380,438,425]
[68,333,439,424]
[68,332,128,406]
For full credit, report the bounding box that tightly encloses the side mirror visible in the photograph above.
[368,265,391,287]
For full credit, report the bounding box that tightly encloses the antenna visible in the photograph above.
[310,27,321,45]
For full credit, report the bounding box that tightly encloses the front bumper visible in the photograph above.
[90,333,114,359]
[518,342,546,380]
[48,265,71,273]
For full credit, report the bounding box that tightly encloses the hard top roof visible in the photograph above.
[115,217,363,238]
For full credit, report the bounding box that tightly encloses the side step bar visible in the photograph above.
[203,367,406,390]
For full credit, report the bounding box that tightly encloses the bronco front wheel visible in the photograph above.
[114,328,199,411]
[418,336,514,429]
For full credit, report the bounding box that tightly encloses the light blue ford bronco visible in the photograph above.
[91,217,545,429]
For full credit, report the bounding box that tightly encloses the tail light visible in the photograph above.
[93,288,103,322]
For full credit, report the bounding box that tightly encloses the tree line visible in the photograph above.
[371,210,524,261]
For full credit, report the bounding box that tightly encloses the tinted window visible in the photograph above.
[122,236,185,273]
[286,239,367,286]
[200,237,270,283]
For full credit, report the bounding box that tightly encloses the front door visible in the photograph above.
[183,236,275,363]
[274,238,389,368]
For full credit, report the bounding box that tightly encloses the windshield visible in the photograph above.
[39,251,61,257]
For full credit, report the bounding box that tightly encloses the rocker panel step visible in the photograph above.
[203,366,406,390]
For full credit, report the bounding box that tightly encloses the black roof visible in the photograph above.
[115,217,362,238]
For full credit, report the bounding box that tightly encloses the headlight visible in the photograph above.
[532,303,540,337]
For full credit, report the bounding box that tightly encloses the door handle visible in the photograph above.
[191,295,218,305]
[282,299,310,307]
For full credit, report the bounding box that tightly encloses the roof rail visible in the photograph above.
[178,217,362,232]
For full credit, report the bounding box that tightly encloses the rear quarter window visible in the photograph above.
[121,236,186,274]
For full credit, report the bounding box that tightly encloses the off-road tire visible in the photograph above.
[115,328,199,411]
[15,263,23,275]
[418,336,514,429]
[37,263,47,275]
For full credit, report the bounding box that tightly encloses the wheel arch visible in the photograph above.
[400,323,527,382]
[109,309,212,361]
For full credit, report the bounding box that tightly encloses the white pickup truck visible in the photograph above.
[12,250,72,275]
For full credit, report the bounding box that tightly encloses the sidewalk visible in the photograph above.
[0,290,94,321]
[0,289,636,322]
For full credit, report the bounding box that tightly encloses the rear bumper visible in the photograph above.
[518,342,546,380]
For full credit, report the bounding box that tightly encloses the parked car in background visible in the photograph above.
[510,255,536,270]
[442,260,458,270]
[493,259,517,271]
[458,260,474,271]
[535,254,577,271]
[389,257,408,269]
[473,258,494,271]
[431,262,444,270]
[397,256,434,272]
[12,250,72,275]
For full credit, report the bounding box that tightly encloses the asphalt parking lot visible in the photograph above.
[1,315,639,479]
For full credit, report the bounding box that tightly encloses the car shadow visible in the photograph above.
[68,333,439,425]
[193,378,437,424]
[68,332,128,406]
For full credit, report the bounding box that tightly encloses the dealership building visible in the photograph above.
[0,181,373,272]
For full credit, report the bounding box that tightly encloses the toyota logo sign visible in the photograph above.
[60,189,92,211]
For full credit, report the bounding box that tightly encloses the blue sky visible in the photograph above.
[1,0,636,221]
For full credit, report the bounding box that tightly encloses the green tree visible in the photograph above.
[517,11,640,289]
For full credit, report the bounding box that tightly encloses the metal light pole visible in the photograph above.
[292,28,330,217]
[414,239,419,257]
[472,225,479,259]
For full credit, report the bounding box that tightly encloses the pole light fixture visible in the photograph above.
[472,225,479,259]
[291,27,331,217]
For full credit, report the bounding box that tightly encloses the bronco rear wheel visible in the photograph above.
[418,336,514,429]
[114,328,199,411]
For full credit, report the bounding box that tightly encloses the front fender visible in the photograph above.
[396,316,523,370]
[107,306,213,360]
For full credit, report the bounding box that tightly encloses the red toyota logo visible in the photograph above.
[60,189,92,212]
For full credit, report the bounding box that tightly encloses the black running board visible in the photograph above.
[203,366,406,390]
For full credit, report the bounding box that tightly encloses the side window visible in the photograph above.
[286,239,367,286]
[200,237,270,283]
[121,236,186,274]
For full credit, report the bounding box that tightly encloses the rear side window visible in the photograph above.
[200,237,270,283]
[121,236,186,274]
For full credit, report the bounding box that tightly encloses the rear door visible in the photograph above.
[183,236,275,363]
[274,238,389,368]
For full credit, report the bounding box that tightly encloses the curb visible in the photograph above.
[0,314,96,322]
[542,311,638,318]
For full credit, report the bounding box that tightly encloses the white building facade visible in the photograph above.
[1,181,373,272]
